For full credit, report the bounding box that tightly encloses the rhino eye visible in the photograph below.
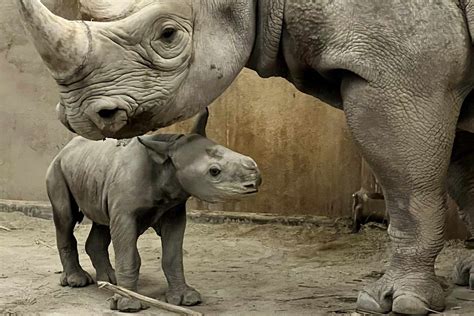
[161,27,177,42]
[149,18,192,68]
[209,167,221,177]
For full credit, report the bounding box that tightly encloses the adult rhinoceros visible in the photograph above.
[18,0,474,314]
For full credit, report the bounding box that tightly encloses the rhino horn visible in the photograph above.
[79,0,136,21]
[18,0,90,80]
[192,108,209,137]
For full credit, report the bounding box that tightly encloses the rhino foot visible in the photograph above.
[166,286,202,306]
[109,294,149,312]
[356,271,445,315]
[60,269,94,287]
[453,254,474,289]
[96,268,117,285]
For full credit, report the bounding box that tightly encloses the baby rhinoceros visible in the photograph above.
[45,109,261,312]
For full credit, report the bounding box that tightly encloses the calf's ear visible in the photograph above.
[138,136,170,164]
[191,107,209,137]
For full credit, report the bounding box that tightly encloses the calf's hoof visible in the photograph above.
[166,286,202,306]
[453,254,474,289]
[109,294,149,312]
[96,268,117,285]
[356,271,445,315]
[60,269,94,287]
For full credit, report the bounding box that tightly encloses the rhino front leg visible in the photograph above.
[342,74,461,314]
[108,215,148,312]
[154,204,202,306]
[47,165,93,288]
[85,223,116,284]
[447,130,474,288]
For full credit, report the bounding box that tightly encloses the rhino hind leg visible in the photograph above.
[86,223,117,284]
[447,130,474,289]
[46,164,93,288]
[341,73,461,314]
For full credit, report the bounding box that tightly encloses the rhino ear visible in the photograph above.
[191,108,209,137]
[137,136,170,164]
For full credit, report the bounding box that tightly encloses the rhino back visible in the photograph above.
[54,137,149,224]
[283,0,469,108]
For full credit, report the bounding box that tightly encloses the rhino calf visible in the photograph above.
[45,109,261,312]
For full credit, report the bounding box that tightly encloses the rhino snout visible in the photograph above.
[56,103,76,134]
[240,160,262,194]
[256,175,263,187]
[84,104,129,137]
[242,173,262,191]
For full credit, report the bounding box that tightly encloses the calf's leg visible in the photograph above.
[46,164,93,287]
[154,203,201,306]
[447,130,474,288]
[342,74,461,314]
[85,223,116,284]
[108,214,147,312]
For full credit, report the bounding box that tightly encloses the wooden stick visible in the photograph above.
[278,293,343,302]
[0,225,11,231]
[97,281,203,316]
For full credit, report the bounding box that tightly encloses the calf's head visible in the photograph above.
[138,109,261,202]
[19,0,256,139]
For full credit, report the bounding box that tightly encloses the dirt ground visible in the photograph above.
[1,212,473,315]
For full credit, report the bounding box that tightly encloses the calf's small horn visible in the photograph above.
[18,0,90,80]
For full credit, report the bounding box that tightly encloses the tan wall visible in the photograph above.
[0,0,362,217]
[0,0,467,239]
[164,71,363,218]
[0,0,75,200]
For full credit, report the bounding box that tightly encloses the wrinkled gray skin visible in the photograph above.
[19,0,474,314]
[45,109,261,312]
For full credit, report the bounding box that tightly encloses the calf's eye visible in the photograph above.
[209,167,221,177]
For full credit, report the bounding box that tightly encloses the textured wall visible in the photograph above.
[0,0,362,217]
[0,0,467,240]
[0,0,76,200]
[164,71,363,218]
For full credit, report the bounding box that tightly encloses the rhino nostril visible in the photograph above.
[87,106,129,136]
[244,183,256,189]
[97,108,120,119]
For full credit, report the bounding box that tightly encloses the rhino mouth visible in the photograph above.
[241,178,261,195]
[64,103,160,140]
[243,190,258,195]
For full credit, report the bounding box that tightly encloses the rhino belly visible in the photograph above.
[77,201,110,226]
[458,92,474,134]
[64,174,111,226]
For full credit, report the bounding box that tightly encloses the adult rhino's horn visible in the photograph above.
[79,0,136,21]
[18,0,90,80]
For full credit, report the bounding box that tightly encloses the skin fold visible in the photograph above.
[45,109,262,312]
[20,0,474,314]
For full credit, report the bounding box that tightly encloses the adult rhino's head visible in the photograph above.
[138,109,262,202]
[19,0,256,139]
